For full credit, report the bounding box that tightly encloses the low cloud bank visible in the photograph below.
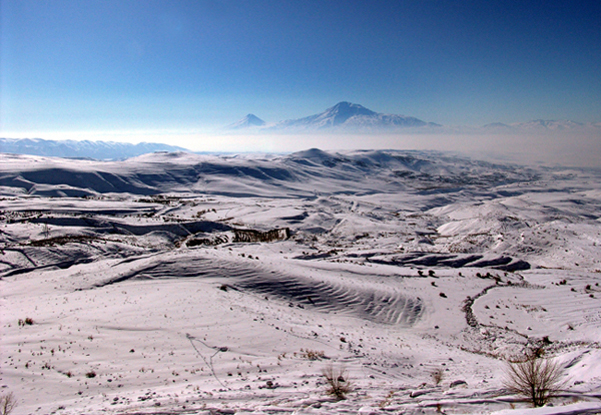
[3,129,599,168]
[188,130,601,168]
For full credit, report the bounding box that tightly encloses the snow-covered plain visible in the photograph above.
[1,149,600,414]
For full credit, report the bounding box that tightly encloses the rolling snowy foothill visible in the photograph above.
[1,149,600,415]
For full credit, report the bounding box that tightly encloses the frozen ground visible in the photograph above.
[1,149,600,414]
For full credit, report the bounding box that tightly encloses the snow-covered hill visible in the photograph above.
[0,137,187,160]
[1,149,600,414]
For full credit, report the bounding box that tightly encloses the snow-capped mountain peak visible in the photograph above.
[317,102,378,125]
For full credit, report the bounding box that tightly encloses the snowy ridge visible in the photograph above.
[0,137,187,160]
[0,149,538,197]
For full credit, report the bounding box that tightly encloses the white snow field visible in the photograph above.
[1,149,600,415]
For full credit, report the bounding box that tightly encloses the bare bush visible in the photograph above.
[322,365,352,400]
[503,353,567,407]
[0,392,17,415]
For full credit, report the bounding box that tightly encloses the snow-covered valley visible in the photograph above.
[1,149,600,414]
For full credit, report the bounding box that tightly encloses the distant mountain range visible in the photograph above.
[226,102,600,133]
[482,119,601,131]
[2,102,598,161]
[226,102,440,132]
[0,138,187,160]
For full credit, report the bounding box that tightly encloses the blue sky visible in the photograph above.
[1,0,600,147]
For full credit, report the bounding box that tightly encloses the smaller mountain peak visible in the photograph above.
[226,114,266,130]
[243,114,265,124]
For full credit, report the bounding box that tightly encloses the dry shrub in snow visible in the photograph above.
[322,365,352,400]
[503,353,567,407]
[300,348,325,360]
[0,392,17,415]
[18,317,34,326]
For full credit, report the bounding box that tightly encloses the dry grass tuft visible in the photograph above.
[322,365,352,400]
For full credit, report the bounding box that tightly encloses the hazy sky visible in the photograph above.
[1,0,600,151]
